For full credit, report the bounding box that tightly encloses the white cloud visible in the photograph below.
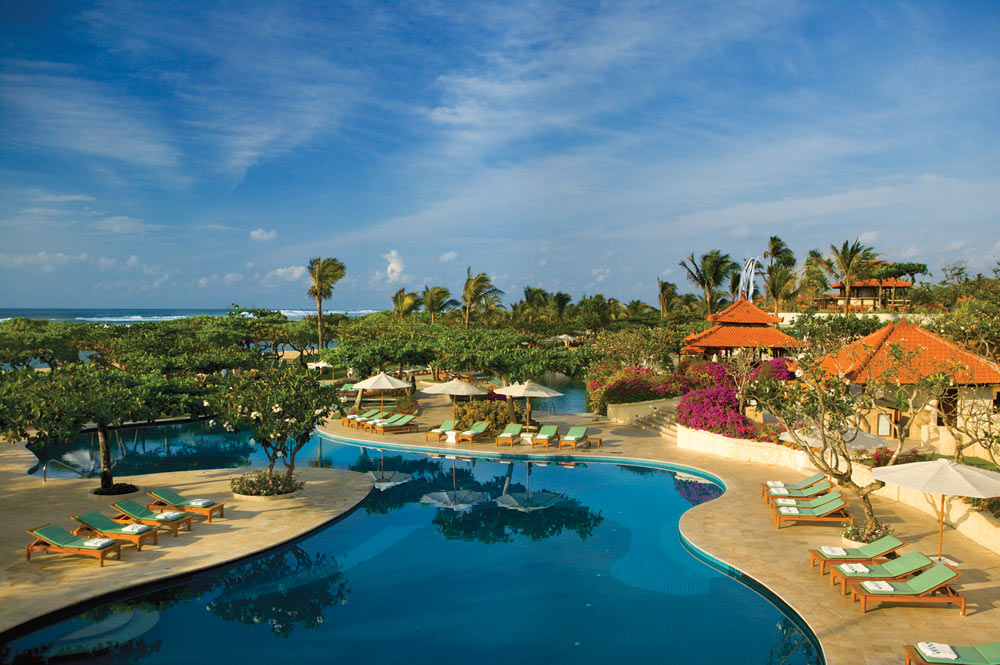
[250,228,277,242]
[539,258,548,267]
[32,193,95,203]
[224,272,243,284]
[439,251,459,262]
[19,207,71,216]
[263,265,307,285]
[93,216,163,235]
[383,249,406,283]
[858,231,881,243]
[0,251,88,272]
[202,224,237,232]
[98,257,118,270]
[591,267,610,282]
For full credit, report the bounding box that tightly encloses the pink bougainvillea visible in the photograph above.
[749,357,794,382]
[677,386,757,439]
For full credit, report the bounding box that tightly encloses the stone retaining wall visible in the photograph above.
[606,397,680,425]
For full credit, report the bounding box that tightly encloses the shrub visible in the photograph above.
[749,357,794,382]
[586,367,688,414]
[394,394,419,414]
[869,448,926,467]
[676,386,756,439]
[964,497,1000,518]
[231,470,304,496]
[754,422,787,444]
[454,399,524,432]
[678,361,733,390]
[92,482,139,496]
[842,521,894,543]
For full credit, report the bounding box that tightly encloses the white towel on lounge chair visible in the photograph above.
[461,430,475,436]
[84,538,114,548]
[774,498,797,506]
[769,487,789,495]
[820,546,846,556]
[766,481,785,487]
[121,524,150,533]
[839,563,869,574]
[188,498,213,507]
[862,580,893,592]
[534,434,550,440]
[916,642,958,661]
[562,436,578,441]
[778,506,800,515]
[155,511,184,520]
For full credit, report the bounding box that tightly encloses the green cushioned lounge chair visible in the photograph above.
[351,411,394,429]
[559,426,601,450]
[342,408,380,427]
[771,491,842,514]
[369,414,418,434]
[773,496,851,529]
[808,534,906,575]
[26,524,123,567]
[760,472,825,497]
[764,479,832,506]
[110,499,194,537]
[495,424,524,446]
[361,413,406,431]
[905,641,1000,665]
[72,511,159,551]
[850,564,965,615]
[530,425,560,448]
[426,420,455,441]
[147,488,225,522]
[457,422,490,443]
[829,551,934,595]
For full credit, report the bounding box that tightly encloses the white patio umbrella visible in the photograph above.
[494,380,563,426]
[307,360,333,369]
[352,371,411,413]
[422,378,487,424]
[873,458,1000,561]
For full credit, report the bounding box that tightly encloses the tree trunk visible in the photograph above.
[316,299,324,351]
[266,455,276,478]
[98,425,114,490]
[843,278,851,313]
[704,288,712,316]
[354,388,364,411]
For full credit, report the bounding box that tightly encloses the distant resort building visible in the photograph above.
[682,298,800,359]
[814,277,913,312]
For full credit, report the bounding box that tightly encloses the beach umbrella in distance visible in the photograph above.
[494,380,563,426]
[873,458,1000,561]
[422,378,487,425]
[352,372,412,413]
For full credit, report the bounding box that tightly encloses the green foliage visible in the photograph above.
[454,399,523,431]
[394,393,419,414]
[231,469,304,496]
[786,312,883,344]
[0,318,80,369]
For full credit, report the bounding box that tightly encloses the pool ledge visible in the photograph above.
[0,443,373,638]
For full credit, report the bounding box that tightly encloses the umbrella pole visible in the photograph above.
[939,494,945,561]
[526,397,532,427]
[452,395,457,427]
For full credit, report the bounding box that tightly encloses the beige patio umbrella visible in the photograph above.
[494,380,563,426]
[873,458,1000,561]
[352,371,412,413]
[422,378,487,425]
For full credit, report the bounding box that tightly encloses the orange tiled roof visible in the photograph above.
[707,298,783,324]
[830,278,913,289]
[682,324,801,354]
[819,320,1000,385]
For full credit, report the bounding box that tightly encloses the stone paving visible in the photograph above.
[0,443,372,636]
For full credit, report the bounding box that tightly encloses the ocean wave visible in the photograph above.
[74,315,189,322]
[279,309,314,318]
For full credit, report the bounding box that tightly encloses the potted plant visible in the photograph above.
[841,521,894,547]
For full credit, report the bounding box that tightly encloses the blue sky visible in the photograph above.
[2,1,999,310]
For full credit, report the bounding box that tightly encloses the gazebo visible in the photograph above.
[681,298,800,359]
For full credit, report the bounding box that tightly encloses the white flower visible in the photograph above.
[272,404,282,413]
[203,400,210,407]
[796,354,806,360]
[795,369,803,377]
[250,411,262,420]
[315,409,324,415]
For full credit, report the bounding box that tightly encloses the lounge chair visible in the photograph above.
[425,419,455,441]
[110,499,194,537]
[760,472,825,497]
[147,488,225,522]
[829,551,934,595]
[369,414,418,434]
[341,409,379,427]
[456,422,490,443]
[362,413,407,432]
[559,426,601,449]
[349,410,393,429]
[71,511,159,551]
[495,424,524,446]
[904,640,1000,665]
[530,425,560,448]
[808,534,906,575]
[773,496,851,529]
[849,564,965,615]
[763,479,832,506]
[26,524,123,567]
[770,490,842,515]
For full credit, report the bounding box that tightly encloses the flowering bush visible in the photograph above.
[749,357,794,382]
[869,448,926,467]
[677,386,756,439]
[754,422,787,444]
[842,521,894,543]
[965,496,1000,518]
[679,361,733,390]
[231,470,304,496]
[586,367,688,413]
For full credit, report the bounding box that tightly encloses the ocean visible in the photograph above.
[0,308,377,323]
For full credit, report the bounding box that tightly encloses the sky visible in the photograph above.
[2,1,999,310]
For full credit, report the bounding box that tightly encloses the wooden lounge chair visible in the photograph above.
[362,413,407,432]
[147,488,225,522]
[425,420,455,441]
[341,408,379,427]
[348,411,393,429]
[531,425,560,448]
[370,414,418,434]
[495,424,524,446]
[829,551,934,595]
[904,640,1000,665]
[849,564,965,615]
[764,479,832,506]
[760,472,825,497]
[808,535,906,575]
[773,497,851,529]
[26,524,123,567]
[559,426,601,449]
[110,499,194,537]
[770,491,842,516]
[457,422,490,442]
[72,511,158,551]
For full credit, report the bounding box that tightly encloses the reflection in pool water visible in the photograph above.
[5,440,821,665]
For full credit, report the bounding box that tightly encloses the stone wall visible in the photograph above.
[676,424,1000,555]
[606,397,680,425]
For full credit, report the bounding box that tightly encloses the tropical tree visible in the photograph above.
[461,267,504,328]
[624,300,656,318]
[422,286,459,324]
[552,292,572,321]
[763,235,796,270]
[679,250,738,316]
[657,279,678,319]
[762,265,798,314]
[391,288,422,319]
[306,257,346,351]
[819,240,880,313]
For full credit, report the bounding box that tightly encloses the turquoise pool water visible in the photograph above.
[5,436,822,664]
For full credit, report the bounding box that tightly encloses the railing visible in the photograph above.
[42,459,88,483]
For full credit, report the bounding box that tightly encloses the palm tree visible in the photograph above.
[763,235,796,270]
[552,292,572,321]
[657,278,677,319]
[522,286,552,322]
[680,250,738,316]
[461,267,504,328]
[625,299,656,318]
[391,288,422,319]
[819,240,881,313]
[422,286,459,324]
[763,265,798,314]
[306,257,345,351]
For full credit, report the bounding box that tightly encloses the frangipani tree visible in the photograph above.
[213,369,339,480]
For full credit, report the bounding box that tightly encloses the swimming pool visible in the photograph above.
[5,438,822,664]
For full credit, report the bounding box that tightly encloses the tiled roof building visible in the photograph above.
[682,298,800,357]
